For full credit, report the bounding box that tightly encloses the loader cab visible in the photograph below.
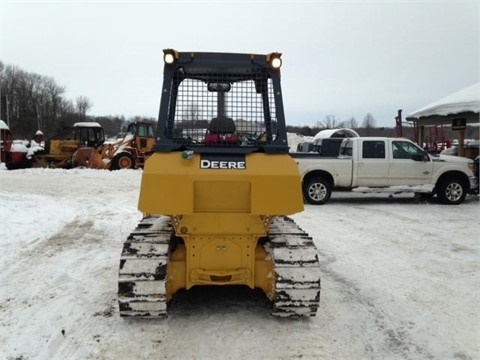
[47,122,105,149]
[74,124,105,148]
[126,122,156,151]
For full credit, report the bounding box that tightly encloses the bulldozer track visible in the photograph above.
[117,216,321,318]
[269,217,321,317]
[117,216,172,317]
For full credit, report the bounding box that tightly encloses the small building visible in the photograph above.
[1,120,13,162]
[407,82,480,156]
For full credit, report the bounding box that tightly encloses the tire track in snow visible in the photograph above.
[316,248,436,360]
[294,204,439,359]
[1,218,95,282]
[0,216,120,360]
[295,198,478,359]
[37,218,95,250]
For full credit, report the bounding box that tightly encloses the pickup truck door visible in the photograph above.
[355,140,389,186]
[388,140,433,185]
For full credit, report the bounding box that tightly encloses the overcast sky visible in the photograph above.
[1,1,479,127]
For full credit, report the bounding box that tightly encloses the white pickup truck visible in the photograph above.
[292,137,478,205]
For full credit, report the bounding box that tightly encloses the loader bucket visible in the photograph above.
[74,148,108,169]
[6,151,31,170]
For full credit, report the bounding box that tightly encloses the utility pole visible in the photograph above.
[395,109,403,138]
[6,95,10,128]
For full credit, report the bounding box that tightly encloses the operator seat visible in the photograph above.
[204,117,239,145]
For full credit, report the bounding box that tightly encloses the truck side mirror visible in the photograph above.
[412,151,429,162]
[422,151,430,162]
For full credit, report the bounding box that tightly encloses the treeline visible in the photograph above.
[0,62,154,138]
[287,124,407,138]
[1,62,477,141]
[286,122,479,141]
[287,113,479,141]
[287,113,406,138]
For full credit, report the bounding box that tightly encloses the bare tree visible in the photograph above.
[362,113,377,135]
[0,63,79,136]
[76,96,92,119]
[188,103,199,122]
[318,114,339,129]
[346,116,358,129]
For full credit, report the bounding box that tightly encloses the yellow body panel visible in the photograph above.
[139,152,303,216]
[139,151,303,300]
[33,139,81,168]
[165,242,274,301]
[49,139,80,156]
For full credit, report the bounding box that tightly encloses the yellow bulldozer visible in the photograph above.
[5,122,106,170]
[117,50,321,317]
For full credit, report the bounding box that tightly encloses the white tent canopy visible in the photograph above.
[313,128,359,141]
[0,120,9,130]
[407,82,480,123]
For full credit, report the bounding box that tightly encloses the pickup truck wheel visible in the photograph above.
[303,177,332,205]
[436,177,466,205]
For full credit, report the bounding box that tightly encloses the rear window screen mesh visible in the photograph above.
[166,69,277,146]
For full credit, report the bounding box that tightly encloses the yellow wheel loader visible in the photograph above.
[6,122,105,170]
[118,50,321,318]
[74,121,156,170]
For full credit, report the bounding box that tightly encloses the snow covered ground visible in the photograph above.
[0,165,479,360]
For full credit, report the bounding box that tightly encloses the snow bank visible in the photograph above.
[287,132,314,152]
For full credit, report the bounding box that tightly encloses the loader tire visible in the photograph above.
[111,152,135,170]
[303,176,332,205]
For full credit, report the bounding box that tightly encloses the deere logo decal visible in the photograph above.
[200,154,246,169]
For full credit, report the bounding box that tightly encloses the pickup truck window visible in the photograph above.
[392,141,424,160]
[312,138,344,156]
[362,141,385,159]
[340,140,353,156]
